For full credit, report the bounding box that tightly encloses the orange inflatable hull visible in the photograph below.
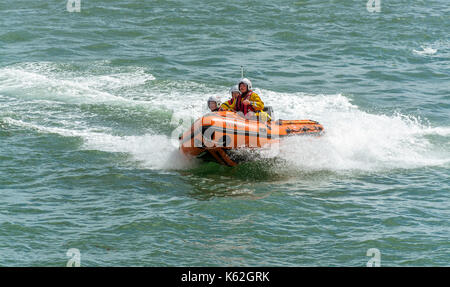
[179,111,324,166]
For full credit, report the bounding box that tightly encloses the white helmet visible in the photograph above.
[229,85,241,95]
[207,95,221,106]
[238,78,252,90]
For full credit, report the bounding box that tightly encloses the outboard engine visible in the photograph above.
[263,106,274,117]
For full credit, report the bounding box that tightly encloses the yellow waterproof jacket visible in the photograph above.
[220,91,270,122]
[220,91,264,114]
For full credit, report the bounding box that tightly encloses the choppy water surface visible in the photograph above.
[0,0,449,266]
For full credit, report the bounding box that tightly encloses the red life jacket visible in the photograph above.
[236,90,255,115]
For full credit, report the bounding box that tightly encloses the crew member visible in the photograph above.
[207,96,221,112]
[219,85,241,111]
[221,78,270,121]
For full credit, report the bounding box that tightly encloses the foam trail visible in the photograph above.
[0,63,155,106]
[412,40,450,57]
[419,127,450,137]
[3,118,195,170]
[413,46,437,56]
[257,92,450,172]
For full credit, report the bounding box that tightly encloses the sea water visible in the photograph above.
[0,0,449,266]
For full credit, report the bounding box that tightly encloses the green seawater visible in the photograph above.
[0,0,449,266]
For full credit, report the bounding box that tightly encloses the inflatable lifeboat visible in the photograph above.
[179,110,324,166]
